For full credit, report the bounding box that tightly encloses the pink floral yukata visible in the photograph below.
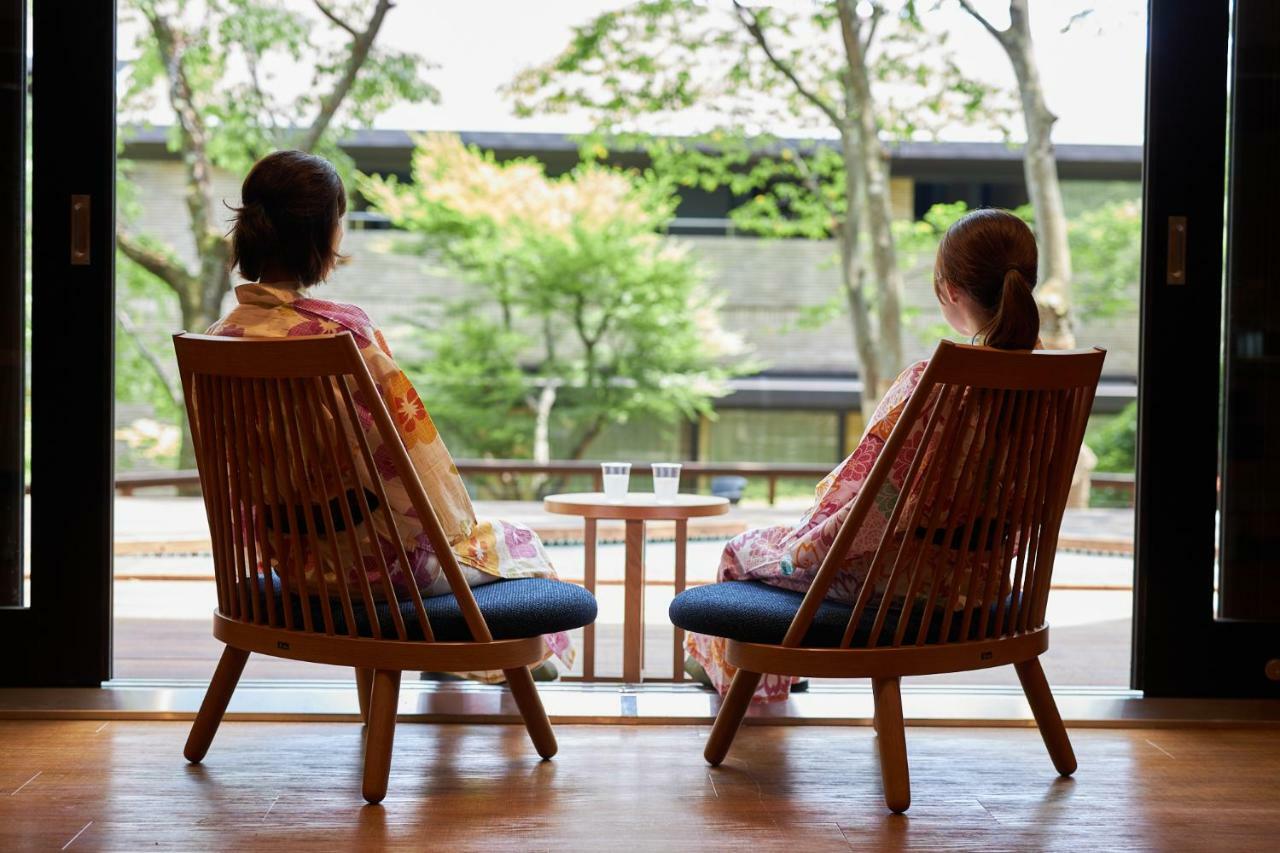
[208,282,573,671]
[686,360,933,702]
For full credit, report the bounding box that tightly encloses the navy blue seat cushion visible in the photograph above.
[669,580,994,648]
[256,576,596,642]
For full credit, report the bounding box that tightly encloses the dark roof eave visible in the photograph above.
[119,125,1142,168]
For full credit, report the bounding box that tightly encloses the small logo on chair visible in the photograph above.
[980,651,993,661]
[277,641,291,651]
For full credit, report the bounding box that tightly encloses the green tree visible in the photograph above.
[1068,198,1141,323]
[403,314,534,461]
[359,134,747,474]
[115,0,435,467]
[509,0,1007,415]
[1087,401,1136,472]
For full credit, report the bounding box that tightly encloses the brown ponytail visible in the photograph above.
[229,150,347,288]
[934,208,1040,351]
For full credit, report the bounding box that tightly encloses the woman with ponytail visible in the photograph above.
[933,208,1041,351]
[207,151,574,680]
[685,208,1042,701]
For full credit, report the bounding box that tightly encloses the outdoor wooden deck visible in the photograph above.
[109,498,1136,687]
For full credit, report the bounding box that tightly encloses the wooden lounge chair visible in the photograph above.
[173,332,597,803]
[670,341,1105,813]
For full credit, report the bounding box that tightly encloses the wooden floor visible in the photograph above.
[2,721,1277,850]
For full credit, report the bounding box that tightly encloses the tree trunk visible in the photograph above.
[735,0,894,418]
[838,0,905,409]
[854,112,906,401]
[964,0,1075,348]
[531,384,556,465]
[836,130,879,422]
[1008,31,1073,348]
[526,383,557,497]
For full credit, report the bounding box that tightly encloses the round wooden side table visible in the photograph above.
[543,492,729,683]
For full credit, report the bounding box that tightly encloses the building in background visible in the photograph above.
[118,129,1139,468]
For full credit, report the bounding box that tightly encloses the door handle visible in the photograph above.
[70,194,90,265]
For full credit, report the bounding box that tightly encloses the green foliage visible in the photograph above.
[509,1,1009,239]
[402,315,534,460]
[1069,199,1142,323]
[115,236,188,471]
[1087,402,1137,473]
[510,0,1011,398]
[115,257,183,423]
[120,0,437,180]
[359,134,749,461]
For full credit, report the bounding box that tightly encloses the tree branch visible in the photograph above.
[861,4,883,53]
[566,414,607,461]
[117,229,198,297]
[246,52,282,136]
[731,0,844,130]
[313,0,359,37]
[116,305,183,411]
[788,143,839,224]
[142,7,218,243]
[299,0,395,152]
[957,0,1012,45]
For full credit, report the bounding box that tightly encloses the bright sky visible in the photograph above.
[119,1,1149,145]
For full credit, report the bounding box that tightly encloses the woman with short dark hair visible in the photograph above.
[208,150,573,678]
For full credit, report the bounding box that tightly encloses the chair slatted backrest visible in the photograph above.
[173,332,494,644]
[783,341,1105,650]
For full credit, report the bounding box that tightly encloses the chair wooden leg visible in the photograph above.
[872,676,911,814]
[355,667,374,725]
[504,666,558,759]
[1016,657,1077,776]
[184,645,249,763]
[361,669,402,804]
[704,669,762,766]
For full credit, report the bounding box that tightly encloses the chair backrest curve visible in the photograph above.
[782,341,1105,650]
[172,331,494,643]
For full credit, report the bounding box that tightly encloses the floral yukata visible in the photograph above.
[686,360,932,702]
[208,282,572,670]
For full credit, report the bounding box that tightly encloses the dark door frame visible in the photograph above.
[1133,0,1280,697]
[0,0,116,686]
[0,0,25,608]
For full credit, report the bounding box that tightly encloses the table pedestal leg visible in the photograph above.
[623,518,646,683]
[582,518,597,681]
[673,518,688,681]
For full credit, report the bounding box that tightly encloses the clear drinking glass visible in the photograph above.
[601,462,631,502]
[652,463,682,501]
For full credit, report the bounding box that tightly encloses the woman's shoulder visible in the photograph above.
[290,294,380,349]
[902,358,930,381]
[888,359,930,394]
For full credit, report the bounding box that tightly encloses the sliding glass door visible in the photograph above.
[2,0,1276,698]
[0,0,115,685]
[1134,0,1280,697]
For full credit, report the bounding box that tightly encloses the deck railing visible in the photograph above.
[114,459,837,504]
[113,461,1137,506]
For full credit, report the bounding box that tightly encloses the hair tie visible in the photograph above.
[1004,267,1028,288]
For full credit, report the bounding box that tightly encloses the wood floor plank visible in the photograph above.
[0,720,1277,850]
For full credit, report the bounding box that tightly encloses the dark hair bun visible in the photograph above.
[229,150,347,287]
